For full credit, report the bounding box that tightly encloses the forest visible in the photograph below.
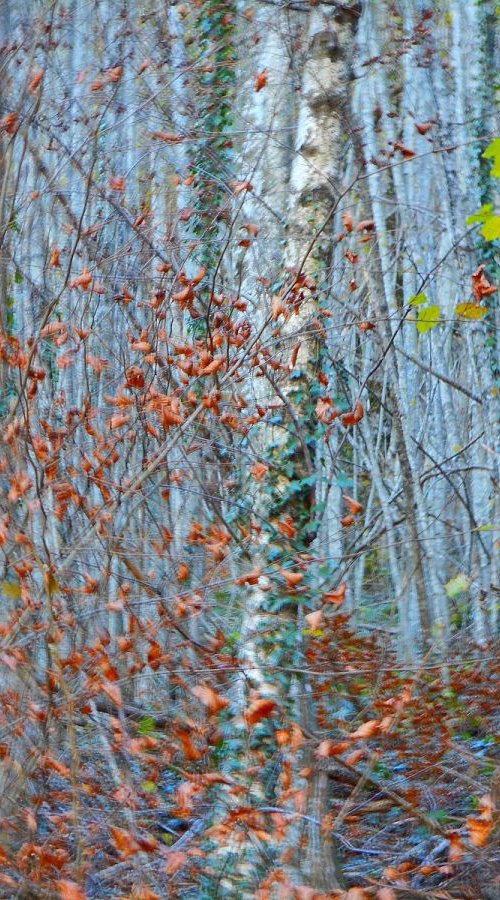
[0,0,498,897]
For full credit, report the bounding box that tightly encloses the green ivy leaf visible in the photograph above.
[417,304,441,333]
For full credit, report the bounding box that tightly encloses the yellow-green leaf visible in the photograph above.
[445,574,470,598]
[467,203,500,240]
[467,203,494,225]
[481,215,500,240]
[409,292,427,307]
[1,580,22,598]
[483,138,500,177]
[455,303,489,319]
[417,304,440,333]
[142,780,157,793]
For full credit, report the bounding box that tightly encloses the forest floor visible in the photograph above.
[0,641,498,900]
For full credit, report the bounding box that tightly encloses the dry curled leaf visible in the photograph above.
[245,697,277,725]
[57,882,87,900]
[255,70,268,91]
[192,684,229,715]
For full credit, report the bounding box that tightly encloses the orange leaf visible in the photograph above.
[472,264,498,301]
[447,831,464,862]
[341,514,355,528]
[378,715,394,733]
[235,567,262,586]
[0,112,19,134]
[192,684,229,715]
[305,609,323,628]
[70,266,92,290]
[106,66,123,83]
[343,494,363,515]
[345,748,367,766]
[57,881,86,900]
[343,211,354,232]
[281,570,304,588]
[276,729,290,747]
[242,222,259,237]
[245,697,277,725]
[341,400,364,427]
[29,70,44,92]
[131,340,151,352]
[291,723,304,750]
[277,515,296,539]
[415,121,433,135]
[478,793,495,820]
[164,850,187,875]
[50,247,61,268]
[357,219,375,232]
[102,683,123,708]
[229,180,253,195]
[252,461,268,481]
[324,582,347,605]
[255,70,268,91]
[110,826,140,858]
[190,265,207,285]
[109,413,130,430]
[315,740,335,758]
[383,867,400,882]
[152,131,184,143]
[109,176,126,192]
[178,562,190,582]
[466,815,494,847]
[394,140,415,158]
[350,719,380,740]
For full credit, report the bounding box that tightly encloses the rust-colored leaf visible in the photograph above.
[152,131,184,143]
[57,882,86,900]
[245,697,277,726]
[350,719,380,739]
[192,684,230,715]
[466,815,494,847]
[255,70,268,91]
[324,582,347,605]
[394,140,415,158]
[29,70,44,92]
[110,826,140,858]
[164,850,187,875]
[341,400,364,426]
[281,570,304,588]
[305,609,323,629]
[343,494,363,515]
[415,121,433,135]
